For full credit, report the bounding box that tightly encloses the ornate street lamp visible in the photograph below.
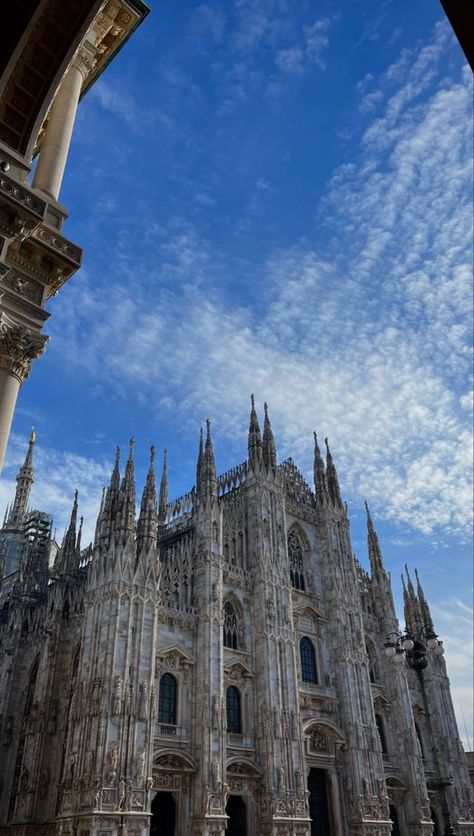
[384,629,456,836]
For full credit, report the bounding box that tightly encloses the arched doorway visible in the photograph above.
[226,794,247,836]
[389,805,401,836]
[431,807,442,836]
[150,791,176,836]
[308,768,332,836]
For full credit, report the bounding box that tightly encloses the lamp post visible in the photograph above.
[384,629,456,836]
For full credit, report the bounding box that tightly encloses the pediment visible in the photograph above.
[293,602,325,623]
[373,692,391,708]
[157,645,195,667]
[224,660,254,680]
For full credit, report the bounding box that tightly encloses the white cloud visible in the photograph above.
[431,598,474,749]
[1,434,110,547]
[48,21,472,544]
[275,47,304,75]
[303,18,332,70]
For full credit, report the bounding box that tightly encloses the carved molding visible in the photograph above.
[0,310,48,381]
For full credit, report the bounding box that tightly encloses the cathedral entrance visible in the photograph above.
[226,794,247,836]
[308,768,332,836]
[150,791,176,836]
[389,805,401,836]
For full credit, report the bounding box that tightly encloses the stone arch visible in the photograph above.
[153,749,196,772]
[304,719,346,744]
[226,757,261,777]
[386,775,407,791]
[304,719,346,757]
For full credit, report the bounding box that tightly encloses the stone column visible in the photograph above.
[33,36,96,200]
[0,315,47,472]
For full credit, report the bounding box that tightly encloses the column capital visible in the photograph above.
[0,311,48,383]
[71,38,98,82]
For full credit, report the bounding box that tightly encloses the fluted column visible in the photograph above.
[33,36,96,200]
[0,314,47,472]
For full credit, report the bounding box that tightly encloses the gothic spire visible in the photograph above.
[248,394,263,470]
[137,445,158,553]
[76,516,83,554]
[95,446,121,548]
[196,427,204,489]
[262,402,277,470]
[403,565,423,636]
[365,501,385,576]
[313,431,328,505]
[114,438,136,545]
[158,448,168,524]
[7,429,36,529]
[198,420,217,500]
[415,568,435,634]
[325,437,342,508]
[56,491,79,575]
[401,573,412,633]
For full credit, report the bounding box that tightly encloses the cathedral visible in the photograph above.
[0,401,472,836]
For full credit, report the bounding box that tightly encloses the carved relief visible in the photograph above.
[0,313,48,382]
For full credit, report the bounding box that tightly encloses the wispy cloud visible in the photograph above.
[1,435,110,547]
[49,23,472,542]
[431,597,474,749]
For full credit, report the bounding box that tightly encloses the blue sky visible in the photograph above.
[1,1,473,744]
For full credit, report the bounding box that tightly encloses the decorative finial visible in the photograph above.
[30,428,36,444]
[115,446,120,463]
[206,418,211,434]
[129,438,135,453]
[251,393,255,408]
[150,445,155,463]
[164,448,167,462]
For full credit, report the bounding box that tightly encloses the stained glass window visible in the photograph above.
[226,686,241,733]
[300,637,318,683]
[288,531,306,591]
[159,673,177,725]
[223,601,238,649]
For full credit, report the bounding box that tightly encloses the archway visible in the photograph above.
[308,768,332,836]
[150,791,176,836]
[389,805,401,836]
[431,807,442,836]
[226,794,247,836]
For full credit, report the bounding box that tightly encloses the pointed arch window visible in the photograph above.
[414,722,425,759]
[226,686,242,734]
[300,636,318,684]
[366,643,376,683]
[9,657,39,819]
[288,530,306,591]
[159,673,177,725]
[223,601,238,649]
[375,713,388,754]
